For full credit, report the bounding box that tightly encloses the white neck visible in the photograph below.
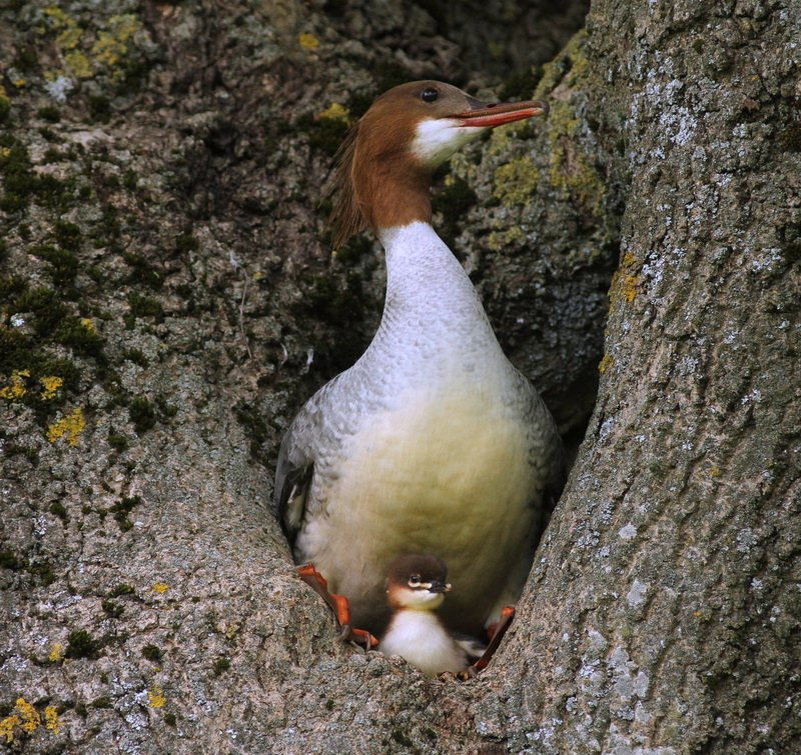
[378,222,478,312]
[347,221,508,393]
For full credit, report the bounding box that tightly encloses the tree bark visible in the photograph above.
[1,1,798,753]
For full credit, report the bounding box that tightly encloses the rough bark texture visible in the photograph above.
[0,0,798,753]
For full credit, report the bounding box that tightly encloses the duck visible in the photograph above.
[379,554,468,676]
[276,80,565,639]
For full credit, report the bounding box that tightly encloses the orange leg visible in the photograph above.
[297,563,378,649]
[471,605,515,672]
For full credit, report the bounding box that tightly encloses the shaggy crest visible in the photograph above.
[329,122,367,248]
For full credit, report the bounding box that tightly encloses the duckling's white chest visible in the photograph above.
[380,610,466,676]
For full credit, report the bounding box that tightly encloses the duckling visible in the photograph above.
[379,554,469,676]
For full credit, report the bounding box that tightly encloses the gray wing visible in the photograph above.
[513,368,567,513]
[274,396,321,546]
[274,372,353,546]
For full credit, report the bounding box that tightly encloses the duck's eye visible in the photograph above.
[408,575,421,586]
[420,87,439,103]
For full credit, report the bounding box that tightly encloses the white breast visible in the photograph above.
[380,610,467,676]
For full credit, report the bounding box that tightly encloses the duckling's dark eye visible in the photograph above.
[408,575,421,586]
[420,88,439,103]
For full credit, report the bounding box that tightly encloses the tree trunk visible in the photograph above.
[1,1,798,753]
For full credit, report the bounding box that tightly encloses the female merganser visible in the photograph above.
[379,554,467,676]
[276,80,565,639]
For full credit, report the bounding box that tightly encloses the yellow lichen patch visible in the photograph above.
[40,375,64,400]
[492,156,541,207]
[621,274,638,302]
[708,465,721,478]
[49,642,65,662]
[16,698,40,734]
[0,370,30,400]
[64,50,93,79]
[598,353,614,374]
[47,407,86,446]
[91,14,141,69]
[0,146,11,158]
[58,24,84,51]
[44,707,61,734]
[80,317,97,334]
[317,102,350,123]
[608,253,640,310]
[298,32,320,49]
[0,714,20,743]
[486,225,526,252]
[147,684,165,708]
[152,582,170,594]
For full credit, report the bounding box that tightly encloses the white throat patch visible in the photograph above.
[410,118,485,167]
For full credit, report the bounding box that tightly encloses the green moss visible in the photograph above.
[49,501,68,522]
[110,583,135,597]
[142,644,162,662]
[155,395,178,418]
[90,696,112,709]
[88,95,112,122]
[235,401,271,458]
[0,136,75,211]
[129,397,156,433]
[391,730,414,747]
[54,317,106,358]
[174,233,198,254]
[0,549,23,570]
[29,560,57,586]
[66,629,100,659]
[53,220,82,251]
[42,147,65,163]
[16,287,68,337]
[14,45,38,71]
[0,273,27,300]
[123,252,162,288]
[108,431,129,452]
[122,169,138,190]
[127,292,164,322]
[0,98,10,126]
[109,494,142,530]
[0,280,83,395]
[4,442,39,465]
[37,105,61,123]
[122,348,148,366]
[101,599,123,618]
[164,712,177,726]
[30,244,79,288]
[213,657,230,675]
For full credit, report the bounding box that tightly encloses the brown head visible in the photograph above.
[329,81,548,246]
[385,553,452,612]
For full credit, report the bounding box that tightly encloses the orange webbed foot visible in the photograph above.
[471,605,515,672]
[297,563,378,650]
